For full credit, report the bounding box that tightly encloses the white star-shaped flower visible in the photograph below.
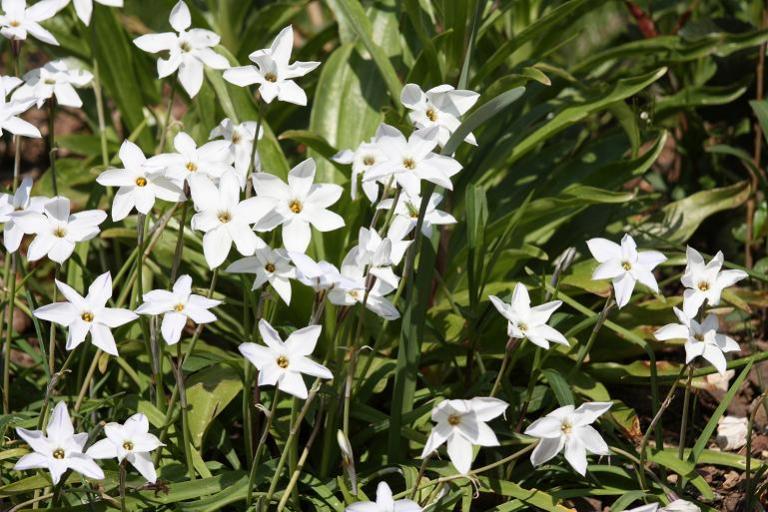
[226,245,296,305]
[135,274,220,345]
[252,158,344,253]
[209,118,262,186]
[149,131,234,186]
[489,283,568,349]
[327,250,400,320]
[69,0,123,26]
[680,246,747,317]
[289,251,346,292]
[188,172,274,269]
[401,83,480,147]
[86,413,163,483]
[525,401,612,475]
[345,482,422,512]
[12,59,93,108]
[14,402,104,485]
[97,140,184,221]
[239,319,332,399]
[654,307,739,375]
[13,196,106,263]
[133,0,228,98]
[0,0,65,46]
[332,135,388,202]
[0,176,47,252]
[0,81,40,138]
[586,234,666,308]
[33,271,137,355]
[378,192,456,239]
[363,124,462,197]
[223,25,319,106]
[346,227,410,290]
[421,397,508,475]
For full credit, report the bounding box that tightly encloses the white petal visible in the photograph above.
[563,436,588,475]
[446,434,474,474]
[85,438,118,459]
[161,312,187,344]
[576,425,609,455]
[169,0,191,31]
[278,371,308,399]
[129,451,157,483]
[586,238,621,262]
[612,273,636,309]
[177,57,204,98]
[90,323,118,356]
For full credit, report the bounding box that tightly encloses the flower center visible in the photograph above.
[53,226,67,238]
[349,290,361,300]
[363,155,375,166]
[518,322,528,332]
[621,261,632,271]
[122,441,134,451]
[276,355,289,368]
[218,211,232,223]
[561,422,572,435]
[448,414,461,426]
[265,263,276,273]
[693,333,704,342]
[289,200,302,214]
[402,158,416,170]
[185,162,198,172]
[698,281,710,292]
[44,78,56,85]
[81,311,94,322]
[231,132,241,144]
[264,72,278,83]
[426,107,438,122]
[135,177,148,187]
[174,303,185,312]
[52,448,65,459]
[9,20,20,27]
[179,41,191,52]
[406,202,419,219]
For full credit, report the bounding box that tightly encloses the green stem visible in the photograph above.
[261,380,323,511]
[637,365,687,490]
[678,365,694,461]
[175,342,195,480]
[118,460,127,512]
[245,100,266,199]
[92,58,110,168]
[569,291,613,376]
[490,337,519,398]
[275,406,324,512]
[48,99,58,196]
[2,254,16,414]
[156,79,177,154]
[746,390,768,510]
[246,388,280,509]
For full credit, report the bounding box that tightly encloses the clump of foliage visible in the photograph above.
[0,0,768,511]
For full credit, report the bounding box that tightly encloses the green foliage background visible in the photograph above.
[2,0,768,510]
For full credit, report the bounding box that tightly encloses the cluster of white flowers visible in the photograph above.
[583,234,746,375]
[0,2,738,510]
[14,402,162,484]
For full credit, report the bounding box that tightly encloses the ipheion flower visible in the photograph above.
[133,0,229,98]
[136,274,220,345]
[0,176,47,252]
[680,246,747,317]
[97,140,185,221]
[12,59,94,108]
[14,402,104,484]
[401,83,480,147]
[345,481,422,512]
[239,319,332,399]
[86,413,163,483]
[489,283,568,349]
[33,272,137,355]
[223,25,320,106]
[586,233,666,308]
[421,397,508,474]
[525,401,612,475]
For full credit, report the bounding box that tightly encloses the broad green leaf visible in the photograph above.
[185,364,243,449]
